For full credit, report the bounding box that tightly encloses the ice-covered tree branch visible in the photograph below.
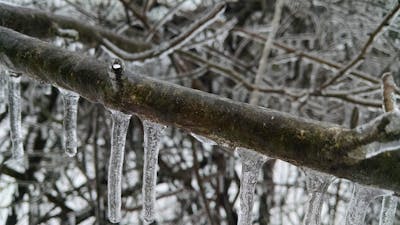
[1,26,400,193]
[0,2,151,53]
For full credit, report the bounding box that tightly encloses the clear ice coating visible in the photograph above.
[141,120,166,224]
[59,88,80,157]
[345,184,391,225]
[190,133,217,146]
[8,72,24,160]
[236,147,269,225]
[301,168,334,225]
[107,110,131,223]
[350,112,400,159]
[0,67,7,113]
[379,196,397,225]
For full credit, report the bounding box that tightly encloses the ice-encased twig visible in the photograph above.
[141,120,166,224]
[108,110,131,223]
[59,88,80,157]
[302,168,334,225]
[8,72,24,160]
[345,184,391,225]
[379,196,397,225]
[237,147,269,225]
[101,2,225,62]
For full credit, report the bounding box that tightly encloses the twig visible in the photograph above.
[382,72,398,112]
[123,188,187,211]
[145,1,186,42]
[178,50,300,98]
[192,142,215,225]
[101,2,226,61]
[64,0,97,22]
[249,0,285,105]
[118,0,150,29]
[320,2,400,90]
[312,91,381,108]
[233,28,380,85]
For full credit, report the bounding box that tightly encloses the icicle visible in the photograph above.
[108,110,131,223]
[43,84,52,95]
[191,133,217,146]
[0,66,7,114]
[227,156,235,178]
[379,196,397,225]
[58,88,80,157]
[301,168,334,225]
[345,184,391,225]
[8,72,24,160]
[141,120,166,224]
[236,147,269,225]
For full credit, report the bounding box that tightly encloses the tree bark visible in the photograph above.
[1,26,400,193]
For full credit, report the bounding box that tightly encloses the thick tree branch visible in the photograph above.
[1,26,400,193]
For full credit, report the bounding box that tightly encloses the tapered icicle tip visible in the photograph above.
[108,211,121,224]
[142,215,154,225]
[65,147,77,157]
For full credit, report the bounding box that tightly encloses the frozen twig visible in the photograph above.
[233,28,382,85]
[320,2,400,90]
[382,73,398,112]
[145,1,186,42]
[249,0,285,105]
[102,3,226,62]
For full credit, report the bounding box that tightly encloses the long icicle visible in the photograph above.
[8,71,24,160]
[379,196,397,225]
[302,168,334,225]
[59,88,80,157]
[0,66,7,114]
[108,110,131,223]
[237,147,269,225]
[141,120,166,224]
[345,184,390,225]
